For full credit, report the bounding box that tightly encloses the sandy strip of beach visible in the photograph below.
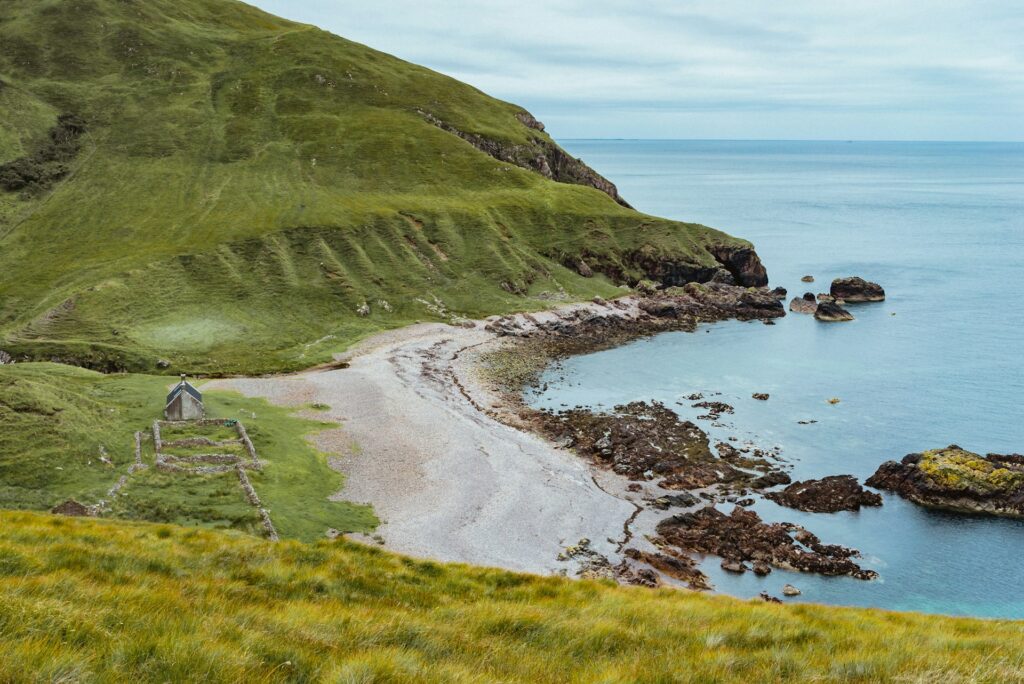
[207,318,642,575]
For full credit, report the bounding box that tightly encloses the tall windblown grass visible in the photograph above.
[1,510,1022,682]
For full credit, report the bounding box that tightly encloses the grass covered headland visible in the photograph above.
[0,510,1022,682]
[0,0,756,375]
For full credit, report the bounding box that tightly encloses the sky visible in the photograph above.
[249,1,1024,142]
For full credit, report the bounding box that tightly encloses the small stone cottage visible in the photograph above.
[165,374,204,421]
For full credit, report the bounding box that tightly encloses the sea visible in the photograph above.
[529,140,1024,618]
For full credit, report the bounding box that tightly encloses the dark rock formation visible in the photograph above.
[707,245,769,287]
[751,470,792,488]
[801,275,815,283]
[765,475,883,513]
[0,113,87,195]
[532,399,787,491]
[867,446,1024,517]
[653,492,700,509]
[831,277,885,302]
[692,400,734,420]
[752,393,770,401]
[418,108,631,207]
[790,292,818,314]
[657,506,877,580]
[814,301,854,322]
[624,548,710,590]
[51,499,94,517]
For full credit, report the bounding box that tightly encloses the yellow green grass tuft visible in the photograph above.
[0,510,1023,682]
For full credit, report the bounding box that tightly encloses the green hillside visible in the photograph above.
[0,0,756,375]
[0,362,375,540]
[1,510,1022,682]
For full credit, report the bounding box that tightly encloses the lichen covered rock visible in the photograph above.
[867,445,1024,517]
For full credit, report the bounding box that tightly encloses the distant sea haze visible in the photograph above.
[534,139,1024,618]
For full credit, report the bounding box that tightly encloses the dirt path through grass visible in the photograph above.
[208,322,636,574]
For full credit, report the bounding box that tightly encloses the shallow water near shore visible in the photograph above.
[530,140,1024,618]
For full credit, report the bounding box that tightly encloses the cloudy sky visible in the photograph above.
[250,1,1024,141]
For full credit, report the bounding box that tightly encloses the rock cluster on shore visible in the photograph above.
[867,445,1024,517]
[656,506,878,580]
[484,281,785,341]
[765,475,883,513]
[533,401,785,490]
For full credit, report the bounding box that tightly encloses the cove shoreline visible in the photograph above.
[208,280,887,595]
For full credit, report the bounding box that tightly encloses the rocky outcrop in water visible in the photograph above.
[831,277,885,302]
[532,400,787,491]
[765,475,883,513]
[866,446,1024,517]
[656,506,877,580]
[790,293,818,314]
[814,301,854,322]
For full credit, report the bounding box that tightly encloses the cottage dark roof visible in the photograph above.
[166,380,202,406]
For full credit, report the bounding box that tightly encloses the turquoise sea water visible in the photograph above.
[532,140,1024,618]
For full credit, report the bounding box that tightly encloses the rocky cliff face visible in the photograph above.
[418,109,632,208]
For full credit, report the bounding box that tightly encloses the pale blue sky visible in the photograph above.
[250,0,1024,142]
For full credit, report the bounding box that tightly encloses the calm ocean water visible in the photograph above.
[533,140,1024,618]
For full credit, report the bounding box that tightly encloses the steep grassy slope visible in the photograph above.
[0,362,375,540]
[0,0,757,374]
[1,510,1022,682]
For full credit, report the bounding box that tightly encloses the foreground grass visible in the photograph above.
[0,511,1022,682]
[0,363,375,540]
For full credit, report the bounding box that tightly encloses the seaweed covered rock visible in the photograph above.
[534,401,782,489]
[831,277,885,302]
[867,446,1024,517]
[656,506,877,580]
[765,475,883,513]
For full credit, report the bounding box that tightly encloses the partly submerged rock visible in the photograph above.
[789,293,818,314]
[801,275,815,283]
[658,506,877,580]
[831,276,885,302]
[752,393,770,401]
[765,475,883,513]
[867,445,1024,518]
[721,559,747,573]
[783,583,802,596]
[814,301,854,322]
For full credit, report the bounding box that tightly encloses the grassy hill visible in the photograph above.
[1,509,1022,682]
[0,0,756,375]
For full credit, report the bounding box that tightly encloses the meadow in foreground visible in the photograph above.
[1,510,1023,682]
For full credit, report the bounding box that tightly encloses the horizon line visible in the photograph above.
[560,137,1024,144]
